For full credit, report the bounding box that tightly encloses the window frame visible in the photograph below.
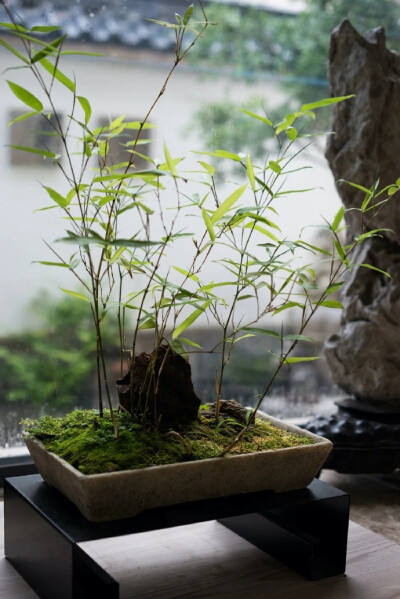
[0,455,37,488]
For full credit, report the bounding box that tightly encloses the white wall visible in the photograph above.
[0,44,341,333]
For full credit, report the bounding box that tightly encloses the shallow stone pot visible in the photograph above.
[23,412,332,522]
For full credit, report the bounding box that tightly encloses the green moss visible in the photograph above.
[22,409,315,475]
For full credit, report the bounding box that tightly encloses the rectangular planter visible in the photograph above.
[23,412,332,522]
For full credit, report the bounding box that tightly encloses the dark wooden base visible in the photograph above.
[4,474,349,599]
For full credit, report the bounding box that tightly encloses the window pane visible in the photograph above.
[6,0,392,456]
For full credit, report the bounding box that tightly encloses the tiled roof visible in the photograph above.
[0,0,197,51]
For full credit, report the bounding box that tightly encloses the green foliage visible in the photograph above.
[190,0,400,154]
[191,97,275,160]
[1,2,394,454]
[0,293,118,410]
[23,409,314,474]
[192,0,400,82]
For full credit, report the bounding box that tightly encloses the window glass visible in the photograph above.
[8,110,62,166]
[1,0,396,456]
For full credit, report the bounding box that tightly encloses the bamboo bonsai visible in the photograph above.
[0,1,395,491]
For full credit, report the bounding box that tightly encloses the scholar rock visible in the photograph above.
[326,20,400,241]
[117,344,201,429]
[325,238,400,401]
[324,20,400,403]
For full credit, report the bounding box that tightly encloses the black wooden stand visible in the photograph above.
[4,474,349,599]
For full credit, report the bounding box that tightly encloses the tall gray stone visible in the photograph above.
[324,20,400,404]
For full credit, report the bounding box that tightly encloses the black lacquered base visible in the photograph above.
[4,474,349,599]
[305,399,400,474]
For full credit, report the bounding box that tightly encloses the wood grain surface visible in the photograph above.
[1,502,400,599]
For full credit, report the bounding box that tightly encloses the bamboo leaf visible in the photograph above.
[246,155,255,191]
[164,142,177,176]
[183,4,194,25]
[195,149,242,162]
[0,38,29,63]
[169,339,188,360]
[138,316,156,330]
[8,111,38,125]
[77,96,92,125]
[31,34,67,63]
[109,246,127,264]
[93,169,164,182]
[232,333,256,343]
[296,240,331,256]
[112,238,162,248]
[172,266,199,282]
[178,337,202,349]
[355,228,392,243]
[198,160,216,175]
[301,95,354,112]
[326,282,344,295]
[60,50,104,57]
[273,302,303,316]
[172,300,212,339]
[210,184,247,224]
[34,261,69,268]
[40,57,76,92]
[6,80,43,111]
[332,206,345,232]
[359,263,391,277]
[268,160,281,174]
[274,187,318,197]
[320,300,344,309]
[124,121,155,130]
[334,240,349,265]
[0,22,28,33]
[240,108,272,125]
[244,222,280,243]
[243,212,280,231]
[65,184,88,205]
[7,144,59,159]
[338,179,370,195]
[147,19,180,30]
[242,327,280,338]
[30,25,61,33]
[284,356,320,364]
[283,334,315,343]
[43,186,68,208]
[60,288,90,302]
[202,208,215,242]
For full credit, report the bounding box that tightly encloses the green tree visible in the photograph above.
[193,0,400,82]
[191,0,400,167]
[0,292,119,411]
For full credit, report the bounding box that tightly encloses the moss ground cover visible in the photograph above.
[23,409,314,475]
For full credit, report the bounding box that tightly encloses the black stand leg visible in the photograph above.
[219,493,349,580]
[72,545,118,599]
[5,478,75,599]
[4,475,350,598]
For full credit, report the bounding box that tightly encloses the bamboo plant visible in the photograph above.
[0,1,394,455]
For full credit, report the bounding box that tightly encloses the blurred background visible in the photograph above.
[1,0,400,450]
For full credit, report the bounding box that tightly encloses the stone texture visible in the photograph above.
[201,399,249,424]
[325,238,400,401]
[324,20,400,403]
[326,19,400,241]
[117,344,201,430]
[24,414,332,522]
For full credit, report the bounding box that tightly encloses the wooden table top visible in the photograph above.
[1,502,400,599]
